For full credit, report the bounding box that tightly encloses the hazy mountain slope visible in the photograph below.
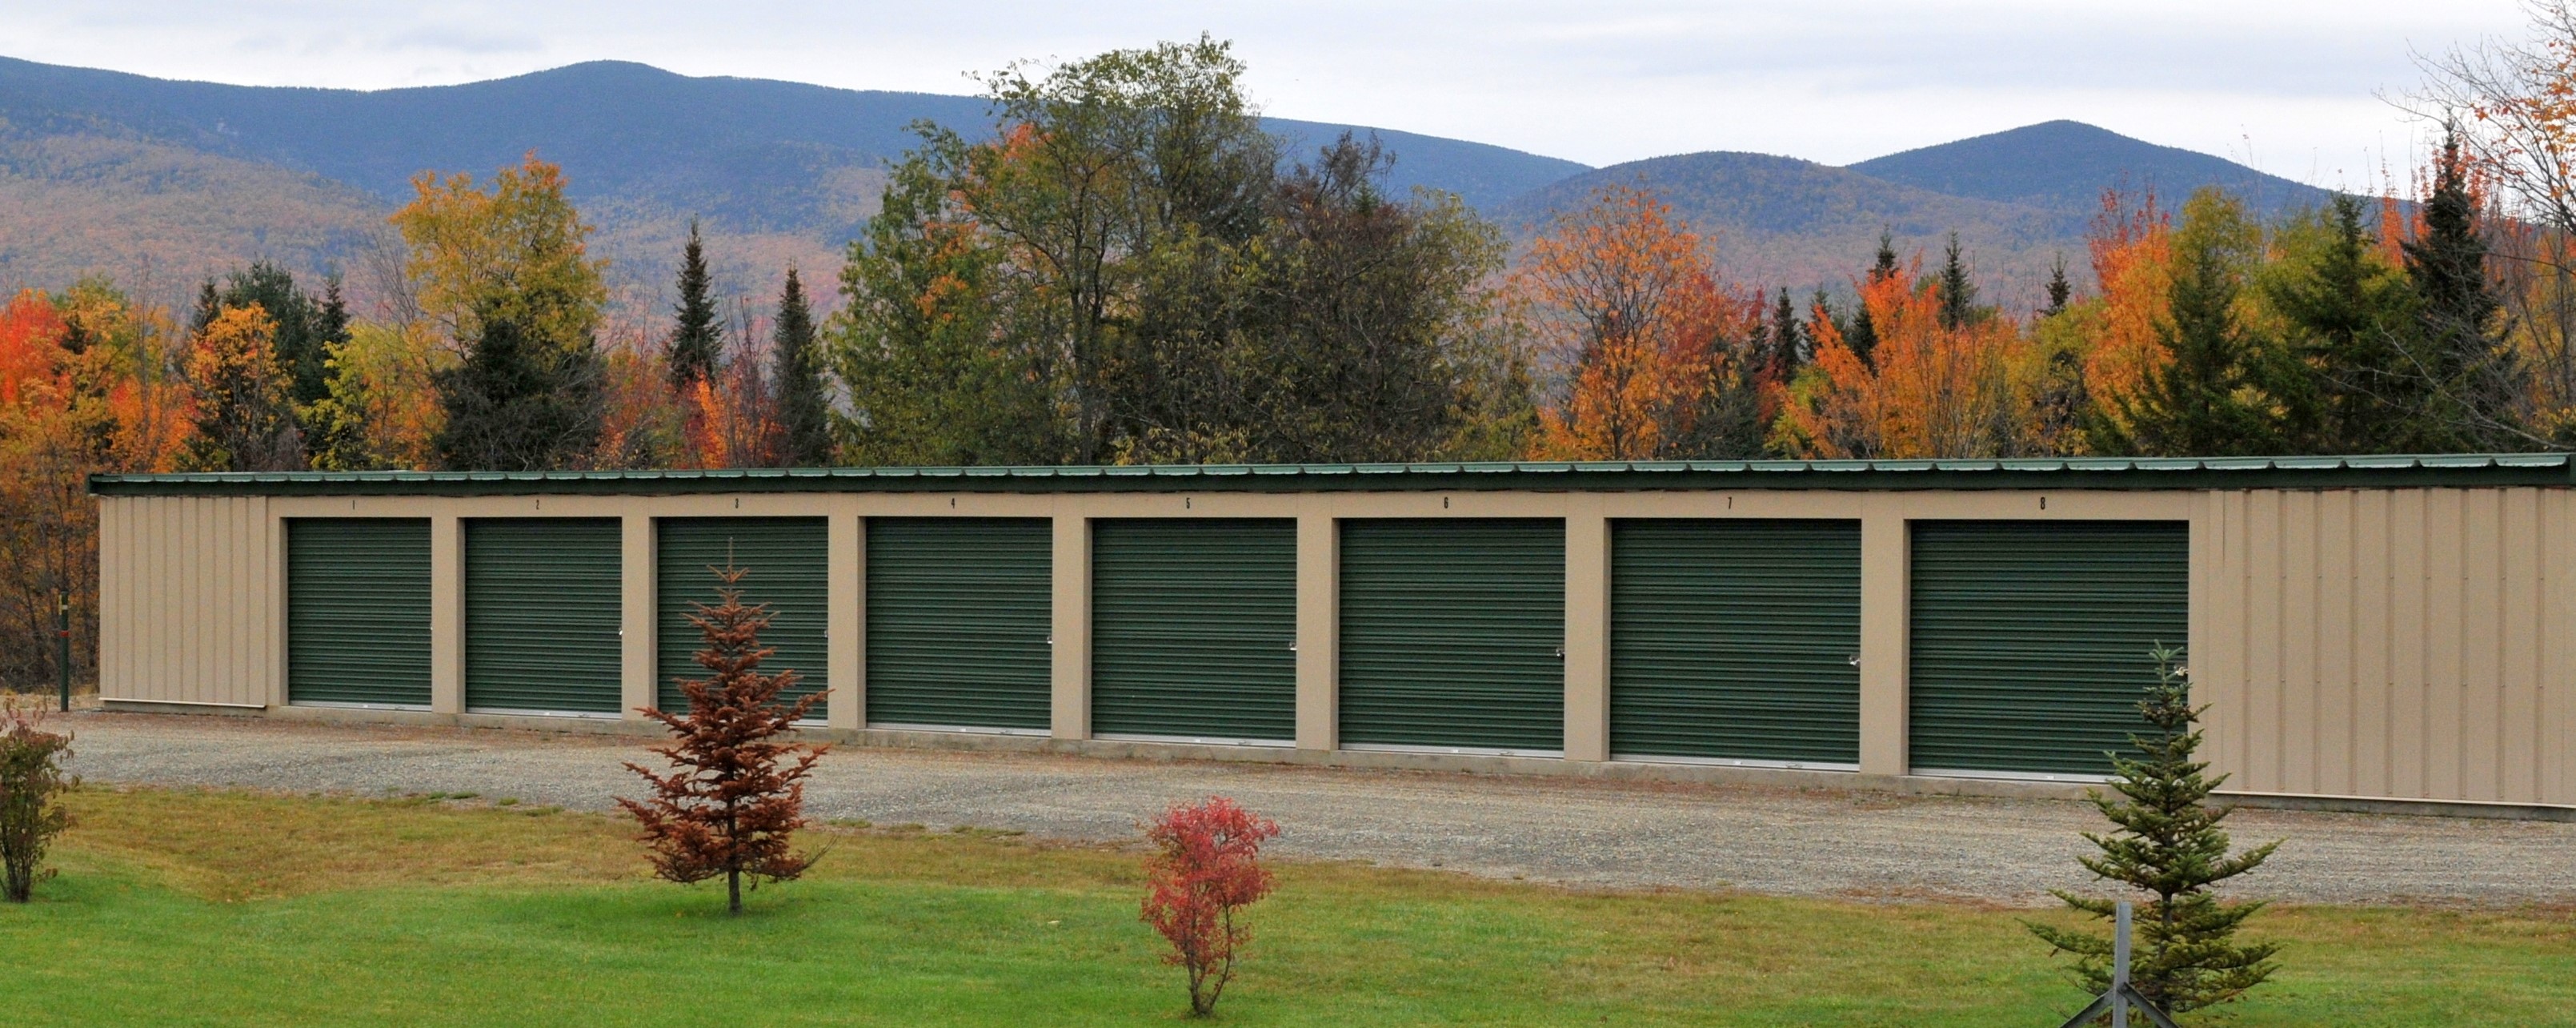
[0,58,1585,213]
[1847,119,2336,219]
[0,132,385,299]
[1495,151,2085,307]
[0,55,1588,311]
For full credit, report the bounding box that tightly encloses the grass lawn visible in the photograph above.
[0,786,2567,1026]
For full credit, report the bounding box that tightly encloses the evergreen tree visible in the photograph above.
[668,219,724,391]
[1869,228,1900,283]
[2402,127,2520,448]
[2092,188,2291,456]
[432,293,605,471]
[2044,253,2073,317]
[1935,232,1981,331]
[2266,195,2418,453]
[1766,287,1804,382]
[769,267,834,467]
[2029,645,2281,1016]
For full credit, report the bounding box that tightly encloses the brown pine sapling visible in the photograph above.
[1141,796,1280,1017]
[619,564,827,915]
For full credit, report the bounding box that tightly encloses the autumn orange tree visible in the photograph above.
[1520,184,1763,460]
[1773,250,2024,458]
[0,283,185,691]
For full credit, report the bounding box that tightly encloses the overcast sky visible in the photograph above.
[0,1,2530,187]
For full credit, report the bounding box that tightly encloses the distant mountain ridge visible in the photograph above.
[0,56,1589,307]
[1499,121,2350,307]
[0,54,2358,316]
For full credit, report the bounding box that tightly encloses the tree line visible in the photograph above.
[0,30,2566,689]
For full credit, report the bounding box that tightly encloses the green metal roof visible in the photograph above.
[86,453,2576,496]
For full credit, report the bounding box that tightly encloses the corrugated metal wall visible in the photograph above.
[100,496,278,708]
[2201,488,2576,806]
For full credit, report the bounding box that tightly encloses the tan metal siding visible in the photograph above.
[100,495,278,707]
[2202,487,2574,805]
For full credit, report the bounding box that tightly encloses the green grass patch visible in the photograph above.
[0,786,2567,1025]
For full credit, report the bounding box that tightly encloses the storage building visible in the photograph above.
[89,456,2576,816]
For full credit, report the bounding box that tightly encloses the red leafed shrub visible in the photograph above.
[619,564,827,915]
[1140,796,1280,1017]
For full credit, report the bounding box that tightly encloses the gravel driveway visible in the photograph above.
[57,713,2576,907]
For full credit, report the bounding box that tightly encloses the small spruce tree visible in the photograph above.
[620,564,827,915]
[667,219,724,391]
[2044,252,2073,317]
[2029,645,2281,1017]
[770,267,834,466]
[1935,231,1981,331]
[1767,287,1805,383]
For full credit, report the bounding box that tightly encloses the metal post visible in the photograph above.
[56,588,71,713]
[2112,901,2132,1028]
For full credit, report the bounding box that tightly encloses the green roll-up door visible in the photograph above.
[1610,519,1861,765]
[465,518,623,714]
[864,517,1052,730]
[287,518,432,708]
[1091,519,1296,743]
[657,518,829,716]
[1909,520,2189,777]
[1338,518,1564,753]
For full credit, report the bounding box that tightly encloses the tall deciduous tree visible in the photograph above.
[831,158,1069,466]
[668,220,723,391]
[768,267,832,467]
[1232,135,1508,463]
[621,564,827,916]
[1520,184,1759,460]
